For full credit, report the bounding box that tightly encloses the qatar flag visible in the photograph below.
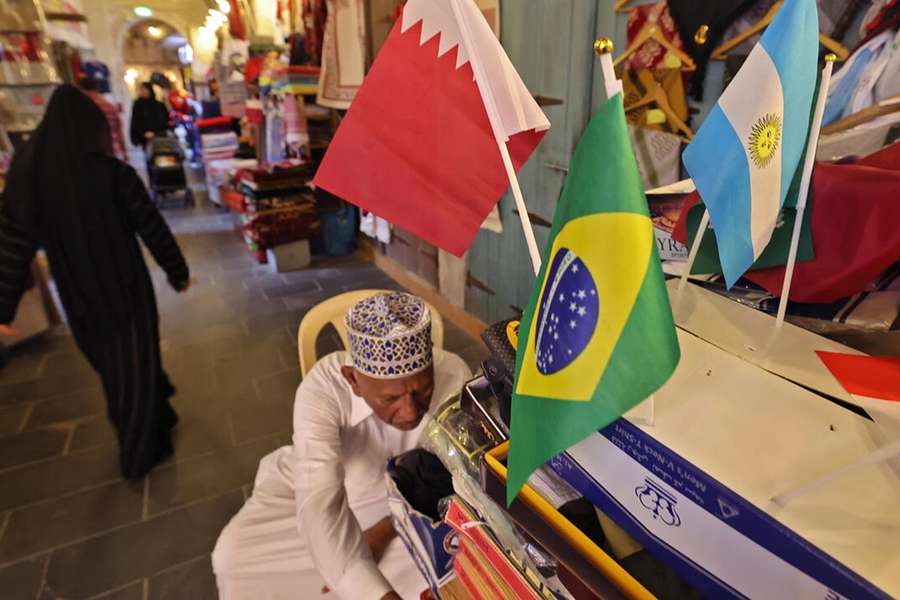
[313,0,550,255]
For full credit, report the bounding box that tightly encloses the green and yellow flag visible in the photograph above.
[507,94,681,503]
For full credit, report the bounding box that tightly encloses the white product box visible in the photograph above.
[266,239,311,273]
[551,280,898,600]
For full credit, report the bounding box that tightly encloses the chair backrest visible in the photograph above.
[297,289,445,378]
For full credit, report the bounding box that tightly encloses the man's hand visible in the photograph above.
[363,517,397,564]
[0,324,19,337]
[320,518,398,595]
[144,131,155,140]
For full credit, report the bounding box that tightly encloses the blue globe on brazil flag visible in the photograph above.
[534,248,599,375]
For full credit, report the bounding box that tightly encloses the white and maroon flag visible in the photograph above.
[313,0,550,255]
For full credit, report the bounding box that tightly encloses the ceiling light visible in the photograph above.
[147,25,164,38]
[133,6,153,17]
[217,0,231,14]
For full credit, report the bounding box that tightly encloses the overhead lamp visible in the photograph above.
[216,0,231,15]
[133,6,153,17]
[147,25,164,38]
[124,68,139,84]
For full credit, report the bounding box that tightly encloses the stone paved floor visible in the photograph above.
[0,186,487,599]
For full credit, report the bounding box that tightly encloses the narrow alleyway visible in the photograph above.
[0,185,487,600]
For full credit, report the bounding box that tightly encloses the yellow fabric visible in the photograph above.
[515,213,653,401]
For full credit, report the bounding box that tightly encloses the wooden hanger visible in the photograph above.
[624,81,694,139]
[711,1,849,60]
[614,24,697,70]
[821,94,900,135]
[613,0,635,13]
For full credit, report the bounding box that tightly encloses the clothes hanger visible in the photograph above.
[613,0,635,13]
[614,23,698,70]
[711,0,850,60]
[624,81,694,139]
[820,94,900,135]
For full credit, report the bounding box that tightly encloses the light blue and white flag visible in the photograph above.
[682,0,819,288]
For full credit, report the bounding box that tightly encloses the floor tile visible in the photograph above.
[87,581,144,600]
[44,491,242,598]
[146,435,280,516]
[0,345,46,386]
[0,404,28,436]
[254,369,300,405]
[0,428,69,471]
[0,446,121,512]
[0,481,143,563]
[26,387,105,430]
[148,556,217,600]
[230,398,294,444]
[69,417,117,453]
[259,278,323,300]
[42,350,95,380]
[0,555,47,600]
[0,370,100,407]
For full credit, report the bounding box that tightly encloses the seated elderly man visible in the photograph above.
[213,291,471,600]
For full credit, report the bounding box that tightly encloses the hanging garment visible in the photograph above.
[0,86,188,479]
[628,124,682,189]
[281,93,309,156]
[212,350,471,600]
[666,0,758,98]
[316,0,366,109]
[82,60,110,93]
[875,28,900,101]
[620,67,689,134]
[624,1,688,70]
[824,30,893,125]
[265,101,285,162]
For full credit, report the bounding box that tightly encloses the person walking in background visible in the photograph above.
[78,76,128,161]
[129,82,169,149]
[0,85,190,479]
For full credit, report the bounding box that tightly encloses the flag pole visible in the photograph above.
[775,54,836,328]
[676,209,710,305]
[772,437,900,506]
[448,0,543,275]
[596,37,659,426]
[498,144,543,275]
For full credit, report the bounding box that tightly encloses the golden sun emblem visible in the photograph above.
[748,113,781,169]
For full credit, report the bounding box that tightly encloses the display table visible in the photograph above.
[550,281,898,599]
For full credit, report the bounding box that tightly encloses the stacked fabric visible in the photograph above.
[271,65,321,95]
[242,204,320,248]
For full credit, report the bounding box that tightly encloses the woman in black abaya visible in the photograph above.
[0,85,190,479]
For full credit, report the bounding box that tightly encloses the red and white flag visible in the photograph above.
[817,351,900,430]
[313,0,549,255]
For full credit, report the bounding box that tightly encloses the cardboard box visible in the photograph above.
[266,239,311,273]
[385,471,457,596]
[550,281,898,599]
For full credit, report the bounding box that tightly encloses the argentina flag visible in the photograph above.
[682,0,819,288]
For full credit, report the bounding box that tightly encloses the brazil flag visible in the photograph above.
[507,94,681,503]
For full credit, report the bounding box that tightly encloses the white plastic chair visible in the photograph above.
[297,289,445,378]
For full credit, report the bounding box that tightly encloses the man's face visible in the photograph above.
[341,365,436,431]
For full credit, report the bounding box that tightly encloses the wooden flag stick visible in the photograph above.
[775,55,836,328]
[498,142,542,275]
[772,437,900,506]
[447,0,542,275]
[594,37,624,100]
[676,209,710,305]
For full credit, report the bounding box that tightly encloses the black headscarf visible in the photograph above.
[2,84,138,328]
[130,83,170,146]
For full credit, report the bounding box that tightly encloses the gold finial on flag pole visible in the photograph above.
[594,37,623,99]
[593,37,614,55]
[824,53,837,63]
